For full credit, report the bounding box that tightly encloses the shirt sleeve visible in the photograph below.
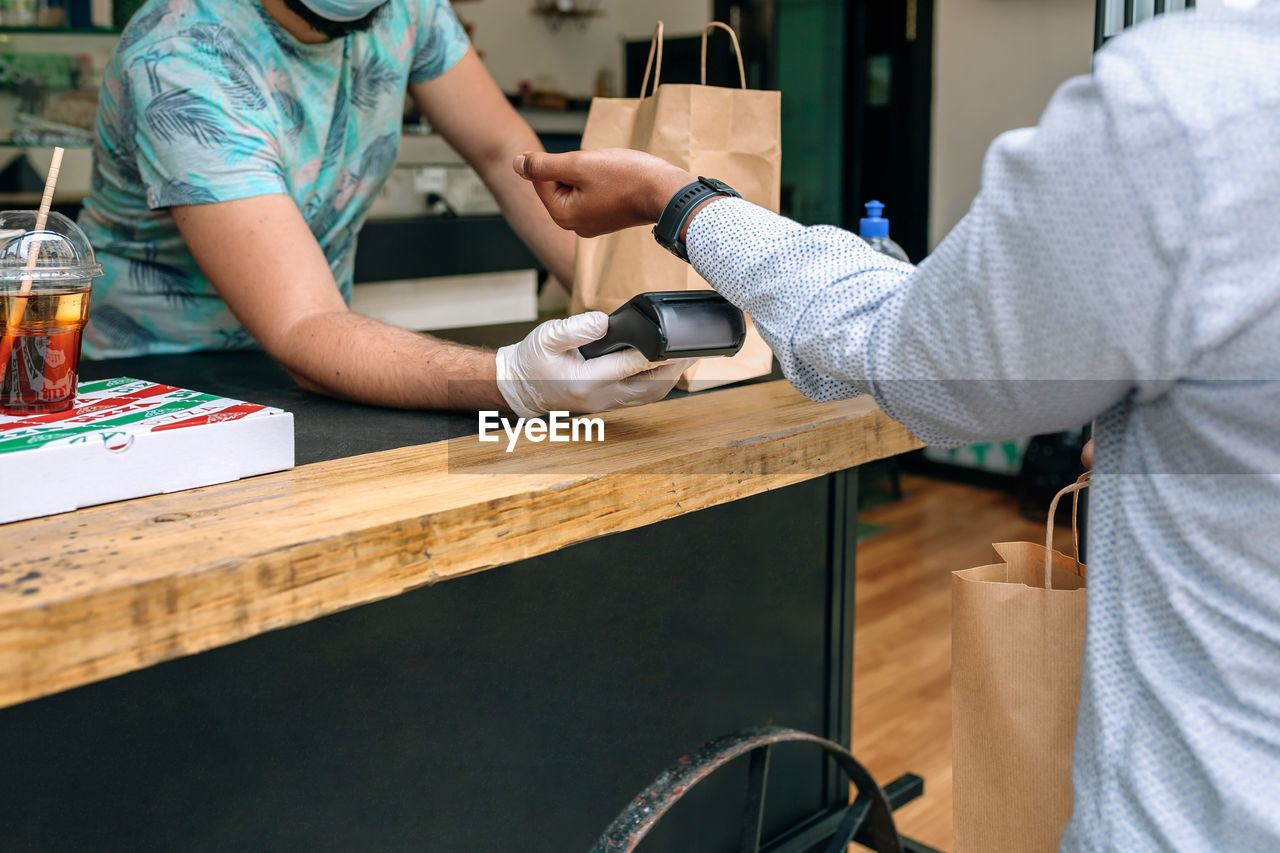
[687,61,1191,446]
[409,0,471,84]
[123,38,287,209]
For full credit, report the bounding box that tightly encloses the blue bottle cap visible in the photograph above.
[859,200,889,239]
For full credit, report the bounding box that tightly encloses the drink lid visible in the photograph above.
[0,210,103,285]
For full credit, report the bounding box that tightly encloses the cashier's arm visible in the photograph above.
[170,196,507,410]
[408,47,576,287]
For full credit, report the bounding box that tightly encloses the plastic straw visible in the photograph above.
[0,147,65,385]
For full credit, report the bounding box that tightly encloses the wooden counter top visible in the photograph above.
[0,381,921,709]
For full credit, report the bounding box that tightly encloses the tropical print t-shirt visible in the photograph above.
[79,0,469,357]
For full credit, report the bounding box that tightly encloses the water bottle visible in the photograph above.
[859,200,909,262]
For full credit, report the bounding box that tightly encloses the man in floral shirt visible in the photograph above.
[79,0,682,415]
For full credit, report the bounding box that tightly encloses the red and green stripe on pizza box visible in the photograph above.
[1,377,294,524]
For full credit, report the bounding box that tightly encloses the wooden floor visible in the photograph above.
[851,474,1076,852]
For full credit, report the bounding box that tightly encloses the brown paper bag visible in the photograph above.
[572,21,780,391]
[952,473,1091,852]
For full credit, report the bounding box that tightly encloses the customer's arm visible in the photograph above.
[681,67,1185,445]
[515,63,1188,444]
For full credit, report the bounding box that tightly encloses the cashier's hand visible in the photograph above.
[495,312,689,417]
[513,149,695,238]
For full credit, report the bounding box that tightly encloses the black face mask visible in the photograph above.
[281,0,387,40]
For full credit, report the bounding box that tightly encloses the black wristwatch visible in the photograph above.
[652,176,741,262]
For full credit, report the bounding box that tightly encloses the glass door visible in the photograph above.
[1095,0,1196,50]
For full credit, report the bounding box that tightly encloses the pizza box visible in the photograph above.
[0,377,294,525]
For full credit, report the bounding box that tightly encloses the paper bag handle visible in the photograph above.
[640,21,665,99]
[1043,471,1090,590]
[701,22,747,89]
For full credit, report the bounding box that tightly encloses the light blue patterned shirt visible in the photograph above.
[78,0,469,358]
[690,8,1280,851]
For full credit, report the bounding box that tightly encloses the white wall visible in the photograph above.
[619,0,714,39]
[459,0,712,98]
[460,0,624,96]
[929,0,1094,248]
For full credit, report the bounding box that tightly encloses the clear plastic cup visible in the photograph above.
[0,211,103,415]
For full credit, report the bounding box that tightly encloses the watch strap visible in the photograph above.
[653,177,741,262]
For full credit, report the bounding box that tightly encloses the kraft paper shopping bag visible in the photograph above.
[573,22,780,391]
[952,473,1090,852]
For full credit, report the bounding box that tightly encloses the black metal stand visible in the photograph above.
[590,726,941,853]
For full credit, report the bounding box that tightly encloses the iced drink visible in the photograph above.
[0,210,102,415]
[0,281,92,414]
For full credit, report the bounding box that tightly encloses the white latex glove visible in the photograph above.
[495,312,690,417]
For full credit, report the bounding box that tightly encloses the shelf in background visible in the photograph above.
[0,141,92,148]
[0,26,120,35]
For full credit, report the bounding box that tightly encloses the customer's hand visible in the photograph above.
[495,312,689,417]
[512,149,695,238]
[1082,439,1094,468]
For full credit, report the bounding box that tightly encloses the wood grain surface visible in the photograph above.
[0,381,921,709]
